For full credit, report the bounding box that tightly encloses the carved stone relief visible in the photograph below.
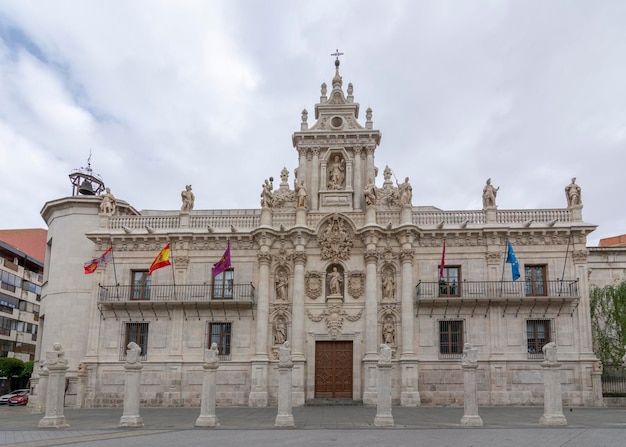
[347,271,365,299]
[318,215,353,261]
[305,271,323,300]
[307,305,363,339]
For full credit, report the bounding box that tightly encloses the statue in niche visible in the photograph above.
[397,177,413,207]
[382,271,395,301]
[382,316,395,345]
[482,178,499,208]
[327,266,343,296]
[181,185,195,211]
[565,177,582,207]
[260,177,274,208]
[363,177,378,206]
[273,317,287,345]
[100,187,116,215]
[295,179,307,208]
[328,155,345,190]
[275,271,288,301]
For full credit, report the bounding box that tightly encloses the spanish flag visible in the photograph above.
[149,243,171,275]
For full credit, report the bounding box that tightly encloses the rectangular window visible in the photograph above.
[208,322,232,358]
[439,320,464,358]
[121,322,149,360]
[212,269,234,299]
[525,265,547,296]
[131,270,151,300]
[439,266,461,297]
[527,319,551,358]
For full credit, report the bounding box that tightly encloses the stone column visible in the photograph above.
[353,146,364,209]
[196,343,220,427]
[374,344,394,427]
[31,361,48,413]
[38,343,69,428]
[291,245,307,406]
[362,241,379,405]
[460,343,483,427]
[399,244,419,407]
[365,145,375,183]
[275,342,295,427]
[249,245,273,407]
[311,148,320,210]
[119,342,144,428]
[539,342,567,426]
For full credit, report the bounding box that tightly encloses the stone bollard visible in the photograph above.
[31,360,48,413]
[274,341,295,427]
[196,343,220,427]
[119,342,144,428]
[539,342,567,426]
[591,361,605,407]
[460,343,483,427]
[38,343,69,428]
[76,363,88,409]
[374,344,394,427]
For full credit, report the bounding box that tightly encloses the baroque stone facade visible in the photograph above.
[35,60,600,409]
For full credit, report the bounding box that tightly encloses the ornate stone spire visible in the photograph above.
[331,49,343,89]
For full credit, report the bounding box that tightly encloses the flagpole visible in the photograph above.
[499,239,508,297]
[170,241,178,301]
[558,233,572,297]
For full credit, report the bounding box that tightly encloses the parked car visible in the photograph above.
[8,391,29,406]
[0,389,29,405]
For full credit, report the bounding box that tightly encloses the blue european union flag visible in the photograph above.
[506,241,521,281]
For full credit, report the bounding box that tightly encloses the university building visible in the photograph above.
[35,60,600,408]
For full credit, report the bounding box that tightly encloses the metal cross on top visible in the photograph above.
[331,49,344,61]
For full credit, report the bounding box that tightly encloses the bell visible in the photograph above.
[78,179,95,195]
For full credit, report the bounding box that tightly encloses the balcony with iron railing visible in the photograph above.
[415,279,579,317]
[98,283,255,305]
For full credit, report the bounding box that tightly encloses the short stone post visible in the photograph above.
[38,343,69,428]
[374,344,394,427]
[275,341,295,427]
[119,342,144,428]
[460,343,483,427]
[76,363,88,409]
[539,342,567,426]
[196,342,220,427]
[31,360,48,413]
[591,361,604,407]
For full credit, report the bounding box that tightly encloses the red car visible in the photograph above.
[7,391,29,406]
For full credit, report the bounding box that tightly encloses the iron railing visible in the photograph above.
[416,280,579,299]
[98,283,255,304]
[602,366,626,396]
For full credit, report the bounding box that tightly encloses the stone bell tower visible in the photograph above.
[292,54,382,212]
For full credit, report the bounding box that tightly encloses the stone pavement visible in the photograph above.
[1,405,626,447]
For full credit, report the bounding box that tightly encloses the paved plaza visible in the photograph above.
[1,405,626,447]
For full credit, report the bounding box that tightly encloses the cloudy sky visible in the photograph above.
[0,0,624,245]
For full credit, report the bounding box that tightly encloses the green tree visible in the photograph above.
[0,358,26,391]
[590,280,626,367]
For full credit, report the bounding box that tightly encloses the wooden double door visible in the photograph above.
[314,341,353,398]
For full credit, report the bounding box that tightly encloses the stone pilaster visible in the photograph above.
[311,147,320,210]
[362,245,379,405]
[249,249,272,406]
[38,344,69,428]
[291,248,307,406]
[374,344,394,427]
[353,145,364,209]
[196,344,220,427]
[399,246,419,406]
